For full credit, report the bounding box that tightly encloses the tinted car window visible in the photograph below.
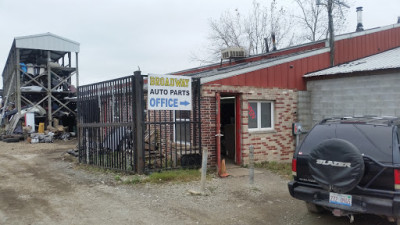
[299,124,393,162]
[336,124,392,162]
[298,124,336,154]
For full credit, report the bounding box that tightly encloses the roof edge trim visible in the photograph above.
[15,32,80,46]
[336,23,400,41]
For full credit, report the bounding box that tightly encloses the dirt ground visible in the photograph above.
[0,139,396,225]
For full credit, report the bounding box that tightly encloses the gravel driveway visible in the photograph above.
[0,140,395,225]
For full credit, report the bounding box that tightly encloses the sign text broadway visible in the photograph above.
[147,74,192,111]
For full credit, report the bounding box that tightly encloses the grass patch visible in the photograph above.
[255,161,292,179]
[120,169,202,184]
[76,163,205,185]
[146,169,201,184]
[123,175,142,184]
[76,164,120,174]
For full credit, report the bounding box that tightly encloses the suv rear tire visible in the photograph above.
[308,138,365,193]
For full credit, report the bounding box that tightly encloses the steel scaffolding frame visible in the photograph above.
[1,33,79,133]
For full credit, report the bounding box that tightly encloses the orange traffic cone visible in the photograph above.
[219,159,229,178]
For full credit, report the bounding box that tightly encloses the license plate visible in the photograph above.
[329,192,352,206]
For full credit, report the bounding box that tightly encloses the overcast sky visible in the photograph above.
[0,0,399,87]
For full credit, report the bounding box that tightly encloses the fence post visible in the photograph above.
[200,147,208,193]
[249,145,254,185]
[86,129,89,164]
[134,71,144,174]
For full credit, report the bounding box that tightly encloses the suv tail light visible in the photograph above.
[394,169,400,190]
[292,158,297,176]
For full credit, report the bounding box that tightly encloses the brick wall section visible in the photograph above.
[201,83,298,166]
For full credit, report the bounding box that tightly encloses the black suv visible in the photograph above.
[288,117,400,224]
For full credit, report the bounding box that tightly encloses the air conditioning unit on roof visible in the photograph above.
[221,47,246,60]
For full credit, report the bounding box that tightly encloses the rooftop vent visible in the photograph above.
[356,7,364,32]
[221,47,246,60]
[271,32,277,51]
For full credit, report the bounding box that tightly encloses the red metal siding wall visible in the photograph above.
[335,27,400,64]
[208,26,400,91]
[176,26,400,91]
[208,52,331,91]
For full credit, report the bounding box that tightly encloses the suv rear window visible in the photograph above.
[299,124,393,162]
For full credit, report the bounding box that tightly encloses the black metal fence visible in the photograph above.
[77,75,136,171]
[77,72,201,173]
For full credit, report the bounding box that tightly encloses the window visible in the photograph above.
[248,101,274,131]
[175,111,191,144]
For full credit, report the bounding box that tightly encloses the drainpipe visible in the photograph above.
[356,7,364,32]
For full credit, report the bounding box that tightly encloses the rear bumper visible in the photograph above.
[288,181,400,217]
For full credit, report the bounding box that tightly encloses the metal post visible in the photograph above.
[86,129,89,163]
[197,79,202,153]
[75,52,80,146]
[15,49,21,117]
[200,147,208,193]
[68,52,71,67]
[249,145,254,185]
[135,71,144,174]
[327,0,335,66]
[47,51,52,126]
[75,52,79,88]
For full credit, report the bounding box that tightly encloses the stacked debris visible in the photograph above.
[26,118,76,144]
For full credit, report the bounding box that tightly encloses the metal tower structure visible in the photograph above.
[1,33,79,133]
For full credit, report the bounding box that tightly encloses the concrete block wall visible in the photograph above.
[307,72,400,125]
[297,91,312,130]
[201,83,298,166]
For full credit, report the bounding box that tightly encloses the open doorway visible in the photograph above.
[219,95,241,165]
[221,97,235,163]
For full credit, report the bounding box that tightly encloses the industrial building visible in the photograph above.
[174,22,400,169]
[1,33,79,135]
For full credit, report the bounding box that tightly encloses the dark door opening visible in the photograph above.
[220,96,236,164]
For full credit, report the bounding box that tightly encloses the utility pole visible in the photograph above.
[317,0,349,67]
[327,0,335,66]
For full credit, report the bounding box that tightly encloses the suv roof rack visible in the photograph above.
[319,116,400,126]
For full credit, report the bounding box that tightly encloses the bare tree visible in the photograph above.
[244,1,268,55]
[207,9,245,57]
[191,0,350,65]
[294,0,349,42]
[196,0,295,63]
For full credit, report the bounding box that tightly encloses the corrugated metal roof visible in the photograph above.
[14,32,80,52]
[305,47,400,77]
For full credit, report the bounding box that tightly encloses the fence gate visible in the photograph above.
[77,71,201,173]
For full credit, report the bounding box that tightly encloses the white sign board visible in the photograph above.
[147,74,192,111]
